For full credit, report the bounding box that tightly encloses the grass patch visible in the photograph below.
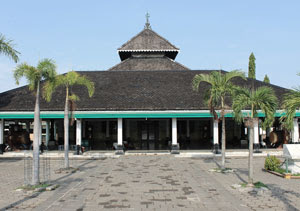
[274,168,291,174]
[240,183,247,188]
[253,181,268,188]
[240,181,268,189]
[17,183,51,191]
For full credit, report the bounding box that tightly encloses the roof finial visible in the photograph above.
[144,12,151,29]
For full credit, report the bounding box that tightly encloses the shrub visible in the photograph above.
[275,168,290,174]
[264,156,281,171]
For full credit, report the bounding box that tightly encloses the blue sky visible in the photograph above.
[1,0,300,92]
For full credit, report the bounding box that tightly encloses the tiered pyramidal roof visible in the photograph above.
[117,29,179,60]
[0,16,289,112]
[109,18,189,71]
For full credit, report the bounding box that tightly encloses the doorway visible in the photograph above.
[125,119,170,150]
[140,121,158,150]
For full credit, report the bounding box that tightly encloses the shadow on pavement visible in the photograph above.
[0,160,96,211]
[267,184,300,211]
[0,177,83,211]
[233,169,247,183]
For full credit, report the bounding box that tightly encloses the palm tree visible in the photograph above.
[0,33,20,63]
[14,59,57,185]
[281,74,300,130]
[232,86,277,184]
[44,71,94,168]
[192,70,246,169]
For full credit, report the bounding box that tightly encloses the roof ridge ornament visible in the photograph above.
[144,12,151,29]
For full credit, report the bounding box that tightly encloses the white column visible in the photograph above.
[76,119,82,145]
[172,118,177,145]
[259,128,263,135]
[213,120,219,145]
[186,120,190,138]
[45,121,50,147]
[106,121,110,138]
[0,119,4,145]
[117,118,123,146]
[292,118,299,143]
[253,119,259,145]
[166,119,170,137]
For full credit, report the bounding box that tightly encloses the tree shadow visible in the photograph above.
[0,177,83,211]
[53,160,96,182]
[204,157,248,183]
[0,158,23,163]
[0,159,97,210]
[232,169,247,183]
[78,165,97,171]
[266,184,300,211]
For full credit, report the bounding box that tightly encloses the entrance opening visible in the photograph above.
[124,119,170,150]
[83,119,117,150]
[177,118,211,150]
[140,120,157,150]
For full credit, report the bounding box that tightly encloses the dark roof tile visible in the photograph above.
[108,56,190,71]
[118,29,179,51]
[0,70,289,112]
[118,29,179,60]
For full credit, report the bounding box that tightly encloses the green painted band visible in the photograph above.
[0,111,299,119]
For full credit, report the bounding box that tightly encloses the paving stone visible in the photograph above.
[0,156,299,210]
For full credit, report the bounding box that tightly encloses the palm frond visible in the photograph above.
[65,71,79,86]
[281,89,300,130]
[38,59,57,81]
[192,74,212,91]
[232,86,277,128]
[13,63,40,91]
[254,87,277,128]
[74,73,95,97]
[224,70,246,83]
[69,94,79,101]
[44,71,94,104]
[0,34,20,63]
[193,70,246,120]
[43,74,65,102]
[14,63,33,84]
[232,87,251,122]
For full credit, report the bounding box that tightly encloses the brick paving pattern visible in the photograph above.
[0,155,299,210]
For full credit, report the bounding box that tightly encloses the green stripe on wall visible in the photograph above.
[0,111,300,119]
[75,113,214,119]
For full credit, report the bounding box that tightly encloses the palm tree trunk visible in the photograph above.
[32,81,40,185]
[248,119,254,184]
[221,113,226,169]
[64,87,69,168]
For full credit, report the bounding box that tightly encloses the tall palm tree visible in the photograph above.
[14,59,57,185]
[192,70,246,169]
[44,71,94,168]
[233,86,277,184]
[281,74,300,130]
[0,33,20,63]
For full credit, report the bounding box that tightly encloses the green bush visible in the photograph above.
[264,156,281,171]
[275,168,290,174]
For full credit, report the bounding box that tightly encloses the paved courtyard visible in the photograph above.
[0,154,299,210]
